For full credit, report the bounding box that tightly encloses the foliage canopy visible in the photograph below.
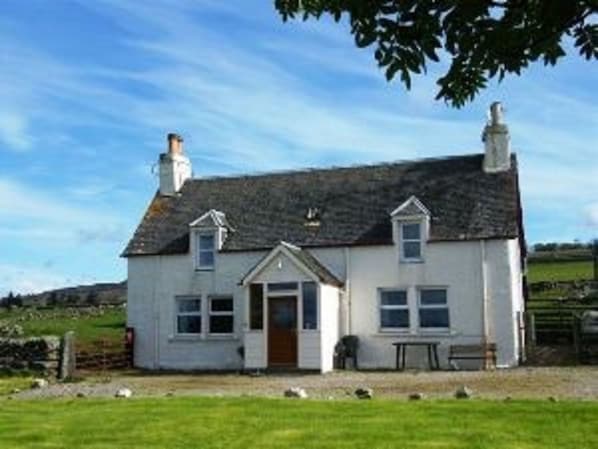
[275,0,597,106]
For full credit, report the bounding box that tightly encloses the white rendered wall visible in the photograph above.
[319,284,340,373]
[345,239,522,369]
[127,237,523,370]
[127,250,265,370]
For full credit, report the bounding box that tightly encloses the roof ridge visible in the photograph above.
[187,152,485,183]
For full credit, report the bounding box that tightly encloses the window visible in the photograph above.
[196,232,215,270]
[176,297,201,334]
[401,222,422,261]
[267,282,298,292]
[249,283,264,330]
[419,289,449,329]
[209,297,234,334]
[379,290,409,330]
[302,282,318,330]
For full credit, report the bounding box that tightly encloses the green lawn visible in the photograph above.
[528,260,594,283]
[1,397,597,448]
[0,376,32,395]
[0,308,125,347]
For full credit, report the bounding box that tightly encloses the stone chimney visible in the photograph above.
[482,102,511,173]
[159,133,192,196]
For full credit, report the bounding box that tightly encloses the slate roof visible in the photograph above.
[281,243,344,287]
[122,153,522,257]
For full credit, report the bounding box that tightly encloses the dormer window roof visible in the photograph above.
[189,209,234,231]
[390,196,430,218]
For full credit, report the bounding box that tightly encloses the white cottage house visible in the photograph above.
[123,102,526,373]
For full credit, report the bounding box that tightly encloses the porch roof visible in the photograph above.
[240,242,344,288]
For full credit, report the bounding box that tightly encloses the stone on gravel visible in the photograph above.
[76,392,87,398]
[548,396,558,402]
[408,392,425,401]
[284,387,308,399]
[355,388,373,400]
[455,385,473,399]
[31,378,48,389]
[115,388,133,398]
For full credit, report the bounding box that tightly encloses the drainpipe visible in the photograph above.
[153,256,161,369]
[480,240,489,346]
[344,247,352,335]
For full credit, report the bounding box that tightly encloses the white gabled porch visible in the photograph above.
[240,242,343,373]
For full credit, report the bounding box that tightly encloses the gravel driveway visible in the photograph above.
[8,366,598,401]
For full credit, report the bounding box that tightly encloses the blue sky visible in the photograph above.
[0,0,596,295]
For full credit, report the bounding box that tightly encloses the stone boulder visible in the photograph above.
[455,385,473,399]
[355,388,373,400]
[284,387,308,399]
[408,392,425,401]
[115,388,133,398]
[31,378,48,389]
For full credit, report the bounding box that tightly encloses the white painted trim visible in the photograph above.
[241,242,321,286]
[390,195,431,217]
[377,288,410,332]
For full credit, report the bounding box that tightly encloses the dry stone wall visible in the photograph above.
[0,336,61,377]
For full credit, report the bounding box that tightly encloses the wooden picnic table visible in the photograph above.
[392,341,440,371]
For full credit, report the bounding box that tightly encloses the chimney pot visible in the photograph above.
[167,133,184,155]
[489,102,504,125]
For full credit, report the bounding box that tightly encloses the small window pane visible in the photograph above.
[402,223,420,240]
[403,241,421,259]
[199,234,215,249]
[381,290,407,306]
[302,282,318,330]
[268,282,298,291]
[249,284,263,330]
[419,309,449,328]
[177,299,201,313]
[199,251,214,267]
[420,289,447,305]
[177,315,201,334]
[381,309,409,328]
[211,298,233,312]
[209,315,233,333]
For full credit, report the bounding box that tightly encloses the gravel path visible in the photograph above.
[9,366,598,400]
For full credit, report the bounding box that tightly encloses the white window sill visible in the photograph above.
[374,330,455,338]
[169,334,238,342]
[299,329,320,334]
[206,334,238,341]
[399,259,424,264]
[169,334,202,342]
[195,267,215,272]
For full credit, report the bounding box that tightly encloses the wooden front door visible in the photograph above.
[268,296,297,367]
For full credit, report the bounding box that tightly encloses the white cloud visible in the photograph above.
[585,204,598,228]
[0,263,73,296]
[0,178,127,244]
[0,110,33,151]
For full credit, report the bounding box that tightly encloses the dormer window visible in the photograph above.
[197,232,215,270]
[400,222,422,261]
[189,209,233,271]
[390,196,430,264]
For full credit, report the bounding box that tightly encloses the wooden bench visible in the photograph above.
[448,343,497,370]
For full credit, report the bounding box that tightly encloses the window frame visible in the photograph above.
[378,288,410,332]
[208,296,234,336]
[249,283,264,331]
[400,221,423,262]
[417,288,450,332]
[195,230,216,271]
[174,296,202,336]
[301,281,318,331]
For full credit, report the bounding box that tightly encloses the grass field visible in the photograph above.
[527,260,594,283]
[0,308,125,347]
[1,397,597,448]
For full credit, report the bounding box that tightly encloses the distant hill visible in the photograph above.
[10,281,127,308]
